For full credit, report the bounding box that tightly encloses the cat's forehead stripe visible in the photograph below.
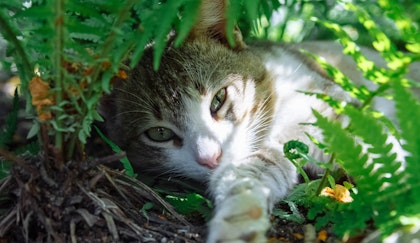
[152,103,163,120]
[195,81,207,95]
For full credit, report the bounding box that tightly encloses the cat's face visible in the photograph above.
[103,38,275,181]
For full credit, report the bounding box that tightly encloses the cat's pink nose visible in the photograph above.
[197,149,222,169]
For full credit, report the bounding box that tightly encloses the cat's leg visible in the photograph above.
[207,147,297,242]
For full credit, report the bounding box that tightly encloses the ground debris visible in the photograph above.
[0,153,204,242]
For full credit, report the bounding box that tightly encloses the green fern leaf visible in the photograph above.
[11,4,53,19]
[243,0,259,21]
[174,0,201,47]
[67,17,106,43]
[225,0,242,47]
[66,0,108,21]
[343,106,402,173]
[14,141,40,156]
[152,0,188,70]
[314,17,391,85]
[313,110,368,176]
[394,80,420,189]
[301,50,370,102]
[129,31,153,69]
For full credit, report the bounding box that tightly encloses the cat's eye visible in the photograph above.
[145,127,175,142]
[210,88,227,114]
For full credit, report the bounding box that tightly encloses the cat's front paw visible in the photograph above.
[206,188,270,243]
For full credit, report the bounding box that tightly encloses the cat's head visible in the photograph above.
[101,0,275,181]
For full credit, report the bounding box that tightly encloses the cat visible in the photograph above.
[100,0,418,242]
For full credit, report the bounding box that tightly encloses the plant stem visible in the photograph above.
[53,0,65,164]
[315,154,335,195]
[0,10,33,85]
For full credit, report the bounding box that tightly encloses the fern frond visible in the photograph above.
[341,106,408,233]
[174,0,201,47]
[343,105,403,180]
[301,50,370,103]
[14,141,40,156]
[225,0,242,46]
[66,0,109,21]
[393,80,420,190]
[152,0,190,70]
[376,1,420,54]
[130,0,197,69]
[313,17,392,85]
[67,18,104,43]
[313,110,367,175]
[312,108,404,235]
[0,8,33,91]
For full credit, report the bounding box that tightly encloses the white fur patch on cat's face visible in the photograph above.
[178,87,252,180]
[137,78,256,181]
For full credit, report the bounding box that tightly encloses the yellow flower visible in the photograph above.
[320,185,353,203]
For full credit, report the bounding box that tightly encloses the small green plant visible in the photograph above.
[94,126,137,178]
[165,193,213,221]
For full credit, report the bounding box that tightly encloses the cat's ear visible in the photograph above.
[188,0,246,50]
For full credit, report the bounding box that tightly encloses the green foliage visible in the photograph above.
[165,193,213,221]
[94,126,137,178]
[307,84,420,237]
[284,1,420,238]
[272,200,305,224]
[250,0,420,46]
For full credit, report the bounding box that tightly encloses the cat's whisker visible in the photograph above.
[112,113,150,127]
[110,98,156,117]
[127,116,147,126]
[112,97,149,107]
[154,167,179,177]
[114,87,144,102]
[112,110,146,119]
[287,62,304,79]
[247,106,274,150]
